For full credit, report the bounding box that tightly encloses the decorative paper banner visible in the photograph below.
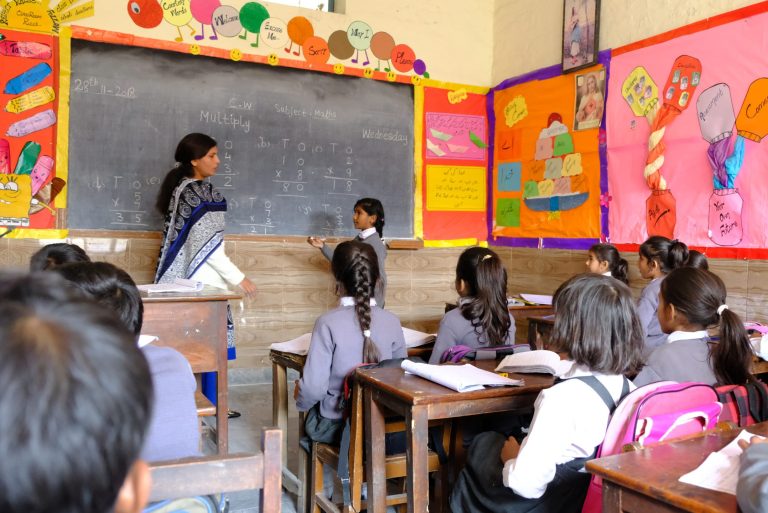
[425,113,487,160]
[425,165,486,211]
[622,66,659,117]
[736,78,768,142]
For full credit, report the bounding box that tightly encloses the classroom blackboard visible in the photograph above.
[66,39,414,237]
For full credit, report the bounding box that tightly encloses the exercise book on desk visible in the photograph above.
[495,350,573,376]
[401,360,522,393]
[269,328,435,356]
[137,278,204,293]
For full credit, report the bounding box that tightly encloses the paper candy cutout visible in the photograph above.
[504,96,528,127]
[622,67,659,117]
[697,84,735,143]
[736,78,768,142]
[13,141,40,175]
[0,139,9,174]
[646,189,676,238]
[708,188,743,246]
[661,55,702,112]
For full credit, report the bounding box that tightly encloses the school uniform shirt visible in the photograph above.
[632,330,714,387]
[190,244,245,290]
[503,365,633,499]
[428,301,516,364]
[737,442,768,513]
[296,297,406,419]
[637,277,666,358]
[321,227,387,306]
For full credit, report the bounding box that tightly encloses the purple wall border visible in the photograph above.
[486,49,612,250]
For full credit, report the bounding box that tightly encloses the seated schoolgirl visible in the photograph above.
[633,267,752,387]
[450,274,644,513]
[429,247,515,364]
[585,243,629,285]
[295,240,406,445]
[637,236,689,358]
[686,249,710,270]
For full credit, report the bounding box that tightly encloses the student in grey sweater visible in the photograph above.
[636,236,689,358]
[308,198,387,306]
[429,247,515,364]
[738,438,768,513]
[634,267,752,388]
[296,241,405,443]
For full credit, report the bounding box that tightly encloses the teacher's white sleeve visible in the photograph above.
[203,244,245,287]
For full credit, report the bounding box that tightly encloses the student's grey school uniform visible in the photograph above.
[296,300,406,420]
[633,330,715,386]
[738,442,768,513]
[321,228,387,306]
[637,277,666,359]
[429,305,516,364]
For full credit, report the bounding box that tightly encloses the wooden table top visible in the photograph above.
[355,359,554,406]
[587,422,768,513]
[140,286,242,303]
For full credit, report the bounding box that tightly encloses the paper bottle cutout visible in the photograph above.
[736,78,768,142]
[697,84,735,143]
[646,189,676,238]
[622,67,659,117]
[708,188,743,246]
[661,56,702,113]
[0,139,10,174]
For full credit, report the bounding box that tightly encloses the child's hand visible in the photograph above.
[738,435,768,450]
[307,236,326,249]
[293,379,301,400]
[500,435,520,463]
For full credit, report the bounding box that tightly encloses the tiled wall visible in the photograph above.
[3,236,763,378]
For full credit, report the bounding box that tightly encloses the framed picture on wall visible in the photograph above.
[562,0,600,73]
[574,69,605,130]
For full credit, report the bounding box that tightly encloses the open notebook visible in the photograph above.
[137,278,204,293]
[401,360,522,393]
[269,327,436,356]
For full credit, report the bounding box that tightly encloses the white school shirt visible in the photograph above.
[502,364,633,499]
[359,227,377,239]
[665,330,709,344]
[602,271,612,277]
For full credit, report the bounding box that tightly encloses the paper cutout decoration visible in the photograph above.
[707,188,743,246]
[697,83,735,144]
[5,86,56,114]
[0,139,10,174]
[643,55,702,238]
[504,96,528,127]
[4,62,52,95]
[622,66,659,117]
[736,78,768,142]
[13,141,41,175]
[0,174,32,219]
[5,109,57,137]
[0,39,52,59]
[426,165,486,211]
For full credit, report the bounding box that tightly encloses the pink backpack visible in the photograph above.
[582,381,722,513]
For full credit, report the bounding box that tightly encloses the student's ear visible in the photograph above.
[113,459,151,513]
[455,278,467,296]
[597,260,610,273]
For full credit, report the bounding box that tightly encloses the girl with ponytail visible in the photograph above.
[429,247,516,364]
[634,267,753,386]
[585,243,629,285]
[295,240,406,445]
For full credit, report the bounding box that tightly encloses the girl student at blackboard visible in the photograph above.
[154,133,256,415]
[307,198,388,306]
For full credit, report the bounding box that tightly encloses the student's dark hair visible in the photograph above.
[29,242,90,271]
[155,132,217,214]
[53,261,143,336]
[354,197,385,238]
[589,243,629,285]
[639,235,689,274]
[661,267,752,385]
[332,240,381,363]
[686,249,709,271]
[549,274,644,375]
[0,272,152,513]
[456,247,512,347]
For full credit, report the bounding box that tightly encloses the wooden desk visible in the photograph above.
[527,315,555,350]
[445,303,554,345]
[358,360,555,513]
[141,287,241,454]
[586,422,768,513]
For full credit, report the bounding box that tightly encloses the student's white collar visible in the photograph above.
[340,296,377,307]
[359,227,377,239]
[666,330,709,344]
[601,271,612,277]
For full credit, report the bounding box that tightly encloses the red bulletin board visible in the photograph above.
[0,27,60,234]
[420,83,489,243]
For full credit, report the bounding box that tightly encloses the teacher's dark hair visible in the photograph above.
[0,271,152,513]
[549,273,644,375]
[155,133,217,214]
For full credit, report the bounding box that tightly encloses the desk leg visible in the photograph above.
[217,368,228,454]
[405,405,429,513]
[364,386,387,513]
[601,480,622,513]
[272,362,288,468]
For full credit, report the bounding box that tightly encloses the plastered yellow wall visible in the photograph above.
[492,0,766,85]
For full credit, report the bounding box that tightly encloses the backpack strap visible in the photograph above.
[565,375,630,414]
[747,381,768,423]
[337,418,353,506]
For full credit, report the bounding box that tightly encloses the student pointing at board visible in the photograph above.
[308,197,388,306]
[154,133,256,414]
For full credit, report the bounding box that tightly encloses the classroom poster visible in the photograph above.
[419,83,489,244]
[607,6,768,255]
[0,27,62,235]
[488,55,608,248]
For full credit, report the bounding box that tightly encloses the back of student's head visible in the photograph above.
[589,243,629,285]
[0,272,152,513]
[332,240,381,363]
[549,274,643,375]
[639,236,689,274]
[686,249,709,271]
[455,246,511,346]
[661,267,751,385]
[354,197,385,237]
[53,261,143,337]
[29,242,90,271]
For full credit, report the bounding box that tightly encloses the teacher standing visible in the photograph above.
[154,133,256,409]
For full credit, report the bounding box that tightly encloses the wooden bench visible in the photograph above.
[195,390,216,417]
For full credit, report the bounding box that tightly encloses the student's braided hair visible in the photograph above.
[332,241,381,363]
